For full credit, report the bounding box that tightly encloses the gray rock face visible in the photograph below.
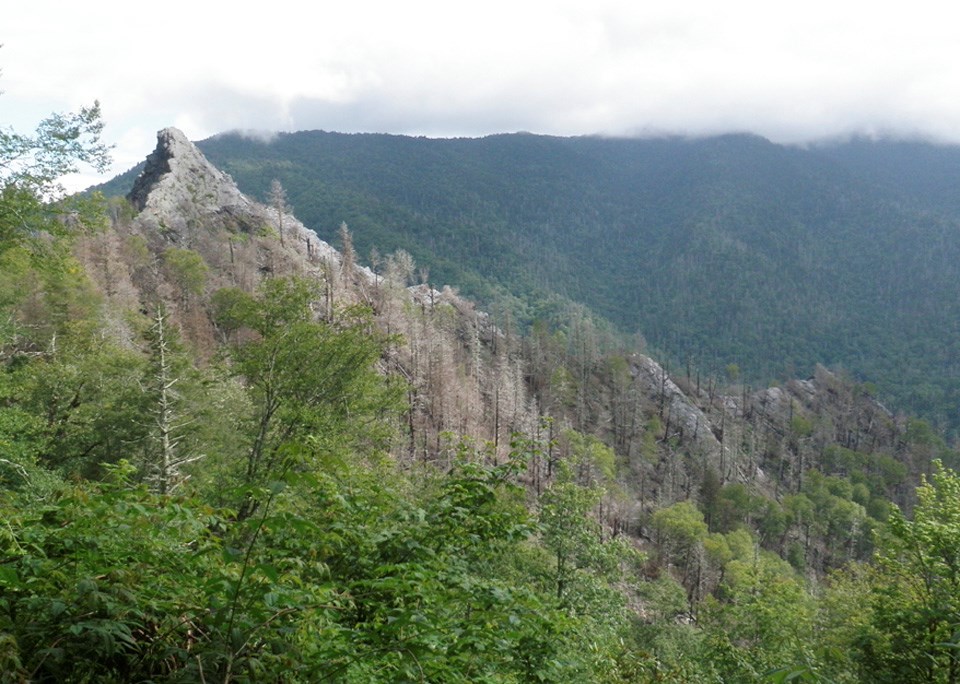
[128,128,262,240]
[631,355,723,460]
[126,128,381,281]
[130,129,232,207]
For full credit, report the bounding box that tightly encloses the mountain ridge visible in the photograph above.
[7,123,958,680]
[95,129,960,432]
[103,126,909,497]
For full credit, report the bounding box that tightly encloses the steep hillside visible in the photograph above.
[73,127,933,530]
[7,125,960,681]
[99,130,960,432]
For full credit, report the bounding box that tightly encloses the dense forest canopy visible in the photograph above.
[8,111,960,682]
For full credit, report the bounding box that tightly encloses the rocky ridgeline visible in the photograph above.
[116,128,900,494]
[749,365,897,450]
[129,128,254,239]
[128,127,342,265]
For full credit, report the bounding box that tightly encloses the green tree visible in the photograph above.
[0,96,124,489]
[652,500,709,604]
[700,553,816,682]
[163,247,209,303]
[213,277,402,515]
[860,461,960,683]
[1,99,110,251]
[3,333,148,478]
[816,563,877,683]
[540,480,605,605]
[559,428,616,488]
[0,469,226,682]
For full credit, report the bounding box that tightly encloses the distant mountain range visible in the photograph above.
[98,131,960,431]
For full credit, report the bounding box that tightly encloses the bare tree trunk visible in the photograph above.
[147,305,201,497]
[151,305,180,495]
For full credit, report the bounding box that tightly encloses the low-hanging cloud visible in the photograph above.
[8,0,960,189]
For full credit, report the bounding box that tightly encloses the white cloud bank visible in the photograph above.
[5,0,960,189]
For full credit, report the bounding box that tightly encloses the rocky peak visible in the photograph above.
[127,127,258,239]
[124,127,355,287]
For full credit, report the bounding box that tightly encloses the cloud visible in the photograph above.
[7,0,960,190]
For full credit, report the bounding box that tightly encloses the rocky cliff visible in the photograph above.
[127,127,340,265]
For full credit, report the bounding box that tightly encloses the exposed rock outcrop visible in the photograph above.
[745,365,898,454]
[128,128,258,238]
[127,128,342,266]
[631,355,723,461]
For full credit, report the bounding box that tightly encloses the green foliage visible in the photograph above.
[651,501,709,604]
[1,332,149,479]
[162,247,209,298]
[703,528,754,570]
[0,102,110,194]
[541,481,612,605]
[795,471,872,569]
[312,454,566,682]
[18,111,960,681]
[700,554,816,682]
[706,482,763,533]
[0,476,224,682]
[816,564,876,683]
[790,415,814,438]
[653,501,708,558]
[557,429,617,486]
[0,87,779,682]
[0,437,648,682]
[1,101,111,254]
[0,242,101,354]
[820,445,907,502]
[856,461,960,682]
[214,278,403,509]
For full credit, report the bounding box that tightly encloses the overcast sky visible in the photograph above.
[5,0,960,190]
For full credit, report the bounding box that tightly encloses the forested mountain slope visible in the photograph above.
[8,125,959,681]
[102,131,960,431]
